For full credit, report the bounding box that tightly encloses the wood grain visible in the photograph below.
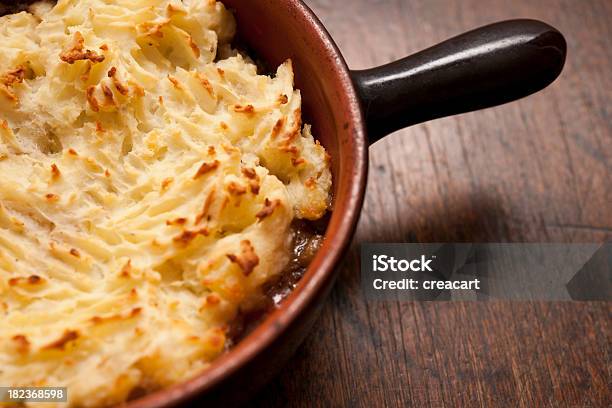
[250,0,611,407]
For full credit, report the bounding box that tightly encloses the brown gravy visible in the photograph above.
[226,218,327,345]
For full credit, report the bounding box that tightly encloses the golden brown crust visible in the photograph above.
[291,157,306,167]
[0,66,25,103]
[255,198,281,221]
[166,217,187,226]
[101,83,115,105]
[227,181,247,196]
[283,108,302,142]
[249,181,260,195]
[188,35,201,58]
[233,104,255,114]
[107,67,130,96]
[60,32,105,64]
[86,86,100,112]
[45,193,59,202]
[11,335,30,354]
[50,163,61,180]
[167,74,182,89]
[205,294,220,305]
[161,177,174,192]
[196,73,215,95]
[172,228,210,246]
[241,167,256,179]
[193,160,220,179]
[120,260,131,278]
[8,275,44,286]
[271,118,284,138]
[305,177,316,189]
[226,240,259,276]
[195,187,216,224]
[42,330,79,350]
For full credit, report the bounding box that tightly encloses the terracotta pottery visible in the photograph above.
[104,0,564,406]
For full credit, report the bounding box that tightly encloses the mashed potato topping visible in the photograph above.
[0,0,331,405]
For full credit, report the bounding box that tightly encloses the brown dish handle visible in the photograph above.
[351,19,567,143]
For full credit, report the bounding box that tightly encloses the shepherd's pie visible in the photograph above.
[0,0,331,406]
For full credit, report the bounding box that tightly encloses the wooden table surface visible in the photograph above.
[251,1,611,407]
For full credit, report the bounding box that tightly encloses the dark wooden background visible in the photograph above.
[251,0,611,407]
